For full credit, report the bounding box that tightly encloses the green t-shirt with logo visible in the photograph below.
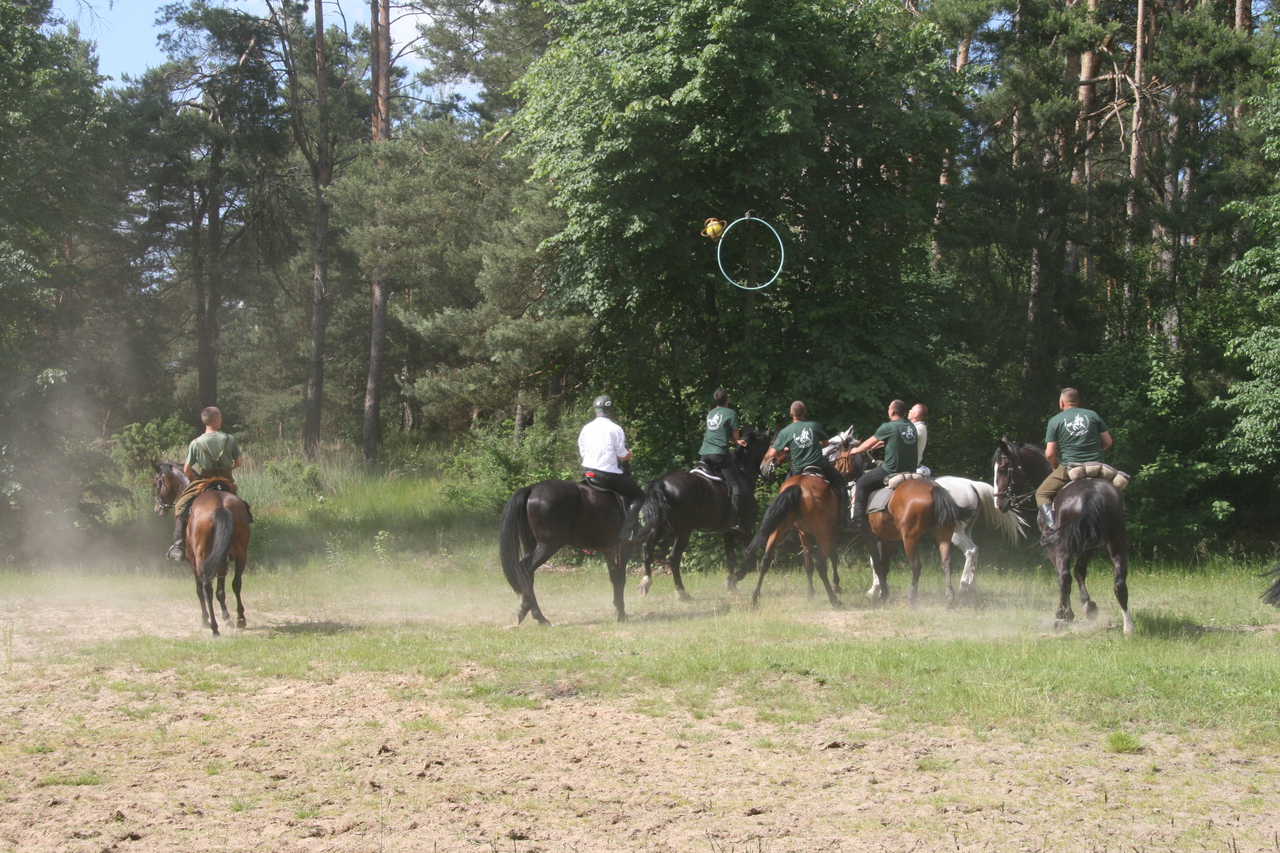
[1044,407,1109,466]
[772,420,828,473]
[698,406,740,456]
[873,419,918,475]
[186,431,241,476]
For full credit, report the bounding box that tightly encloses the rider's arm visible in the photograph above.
[851,435,884,455]
[232,455,243,470]
[1045,441,1060,468]
[1099,431,1113,452]
[731,428,746,447]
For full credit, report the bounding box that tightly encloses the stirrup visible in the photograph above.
[166,542,185,561]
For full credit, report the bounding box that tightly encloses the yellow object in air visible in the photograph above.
[701,218,727,240]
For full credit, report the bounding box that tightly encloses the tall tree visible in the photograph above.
[362,0,393,463]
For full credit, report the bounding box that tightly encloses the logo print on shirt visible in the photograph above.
[901,425,917,444]
[1065,414,1089,436]
[794,428,813,448]
[707,413,723,430]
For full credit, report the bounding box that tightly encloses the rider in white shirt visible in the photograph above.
[578,395,645,542]
[909,403,929,476]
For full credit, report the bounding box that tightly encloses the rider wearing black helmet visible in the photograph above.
[578,395,645,542]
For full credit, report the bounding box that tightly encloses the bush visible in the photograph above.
[111,416,193,476]
[441,420,578,512]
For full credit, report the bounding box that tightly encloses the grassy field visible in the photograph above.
[2,467,1279,851]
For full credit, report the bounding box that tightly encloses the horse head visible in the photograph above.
[992,437,1021,513]
[735,427,772,483]
[152,461,187,517]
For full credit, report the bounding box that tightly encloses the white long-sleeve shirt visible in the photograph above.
[578,417,629,473]
[913,421,928,466]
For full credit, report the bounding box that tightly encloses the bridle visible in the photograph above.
[995,446,1036,511]
[153,466,180,513]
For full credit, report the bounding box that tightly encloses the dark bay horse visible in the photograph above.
[499,479,637,625]
[1262,560,1280,607]
[636,428,771,599]
[735,472,842,608]
[992,440,1134,633]
[152,461,251,636]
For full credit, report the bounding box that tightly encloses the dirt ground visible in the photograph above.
[1,584,1278,853]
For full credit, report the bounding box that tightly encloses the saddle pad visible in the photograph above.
[884,472,926,489]
[867,488,894,514]
[800,465,828,477]
[1067,462,1131,490]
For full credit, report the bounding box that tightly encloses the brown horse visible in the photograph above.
[152,461,251,636]
[992,440,1134,633]
[860,478,963,606]
[735,472,842,608]
[498,479,637,624]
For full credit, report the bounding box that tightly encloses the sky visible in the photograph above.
[55,1,429,86]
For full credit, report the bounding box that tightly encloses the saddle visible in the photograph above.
[868,472,928,514]
[1067,462,1131,490]
[691,461,724,482]
[581,473,627,513]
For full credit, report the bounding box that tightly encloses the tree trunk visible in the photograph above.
[362,0,393,464]
[303,0,332,458]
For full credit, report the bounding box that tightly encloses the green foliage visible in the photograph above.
[111,416,193,476]
[441,420,578,511]
[262,458,324,501]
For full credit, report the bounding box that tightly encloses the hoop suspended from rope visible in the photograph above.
[715,211,785,291]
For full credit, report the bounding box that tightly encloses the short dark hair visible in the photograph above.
[889,399,908,417]
[789,400,807,419]
[713,387,729,407]
[200,407,222,426]
[1060,388,1080,405]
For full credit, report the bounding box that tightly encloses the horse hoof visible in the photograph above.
[638,577,651,596]
[677,590,691,602]
[236,618,247,629]
[726,576,739,591]
[1084,601,1099,620]
[1053,619,1069,632]
[616,613,628,623]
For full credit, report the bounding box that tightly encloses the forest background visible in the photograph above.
[5,0,1280,563]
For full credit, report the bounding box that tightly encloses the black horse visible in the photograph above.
[636,428,771,599]
[499,477,637,625]
[993,439,1134,633]
[1262,560,1280,608]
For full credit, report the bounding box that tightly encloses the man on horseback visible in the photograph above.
[762,401,847,522]
[579,395,645,542]
[909,403,929,476]
[167,407,243,561]
[847,399,919,535]
[698,387,750,531]
[1036,387,1113,541]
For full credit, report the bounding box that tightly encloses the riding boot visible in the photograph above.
[1038,503,1055,545]
[167,512,187,561]
[850,496,867,535]
[621,500,644,542]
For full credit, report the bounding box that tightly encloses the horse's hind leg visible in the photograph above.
[232,555,247,629]
[515,542,558,626]
[638,534,657,597]
[193,571,211,629]
[668,534,692,601]
[1108,541,1134,635]
[608,547,629,623]
[799,532,817,598]
[954,524,979,593]
[1073,553,1097,619]
[937,533,955,608]
[1054,553,1075,629]
[215,567,232,625]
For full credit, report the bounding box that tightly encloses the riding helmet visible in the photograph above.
[593,395,614,417]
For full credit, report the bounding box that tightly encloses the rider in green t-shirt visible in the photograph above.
[1034,388,1113,540]
[167,407,244,560]
[846,399,919,534]
[698,387,750,531]
[760,401,848,521]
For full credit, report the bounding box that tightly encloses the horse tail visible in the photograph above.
[199,507,236,582]
[638,479,670,541]
[499,486,533,595]
[1054,486,1114,554]
[969,481,1029,542]
[744,485,802,559]
[1261,560,1280,608]
[930,483,963,532]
